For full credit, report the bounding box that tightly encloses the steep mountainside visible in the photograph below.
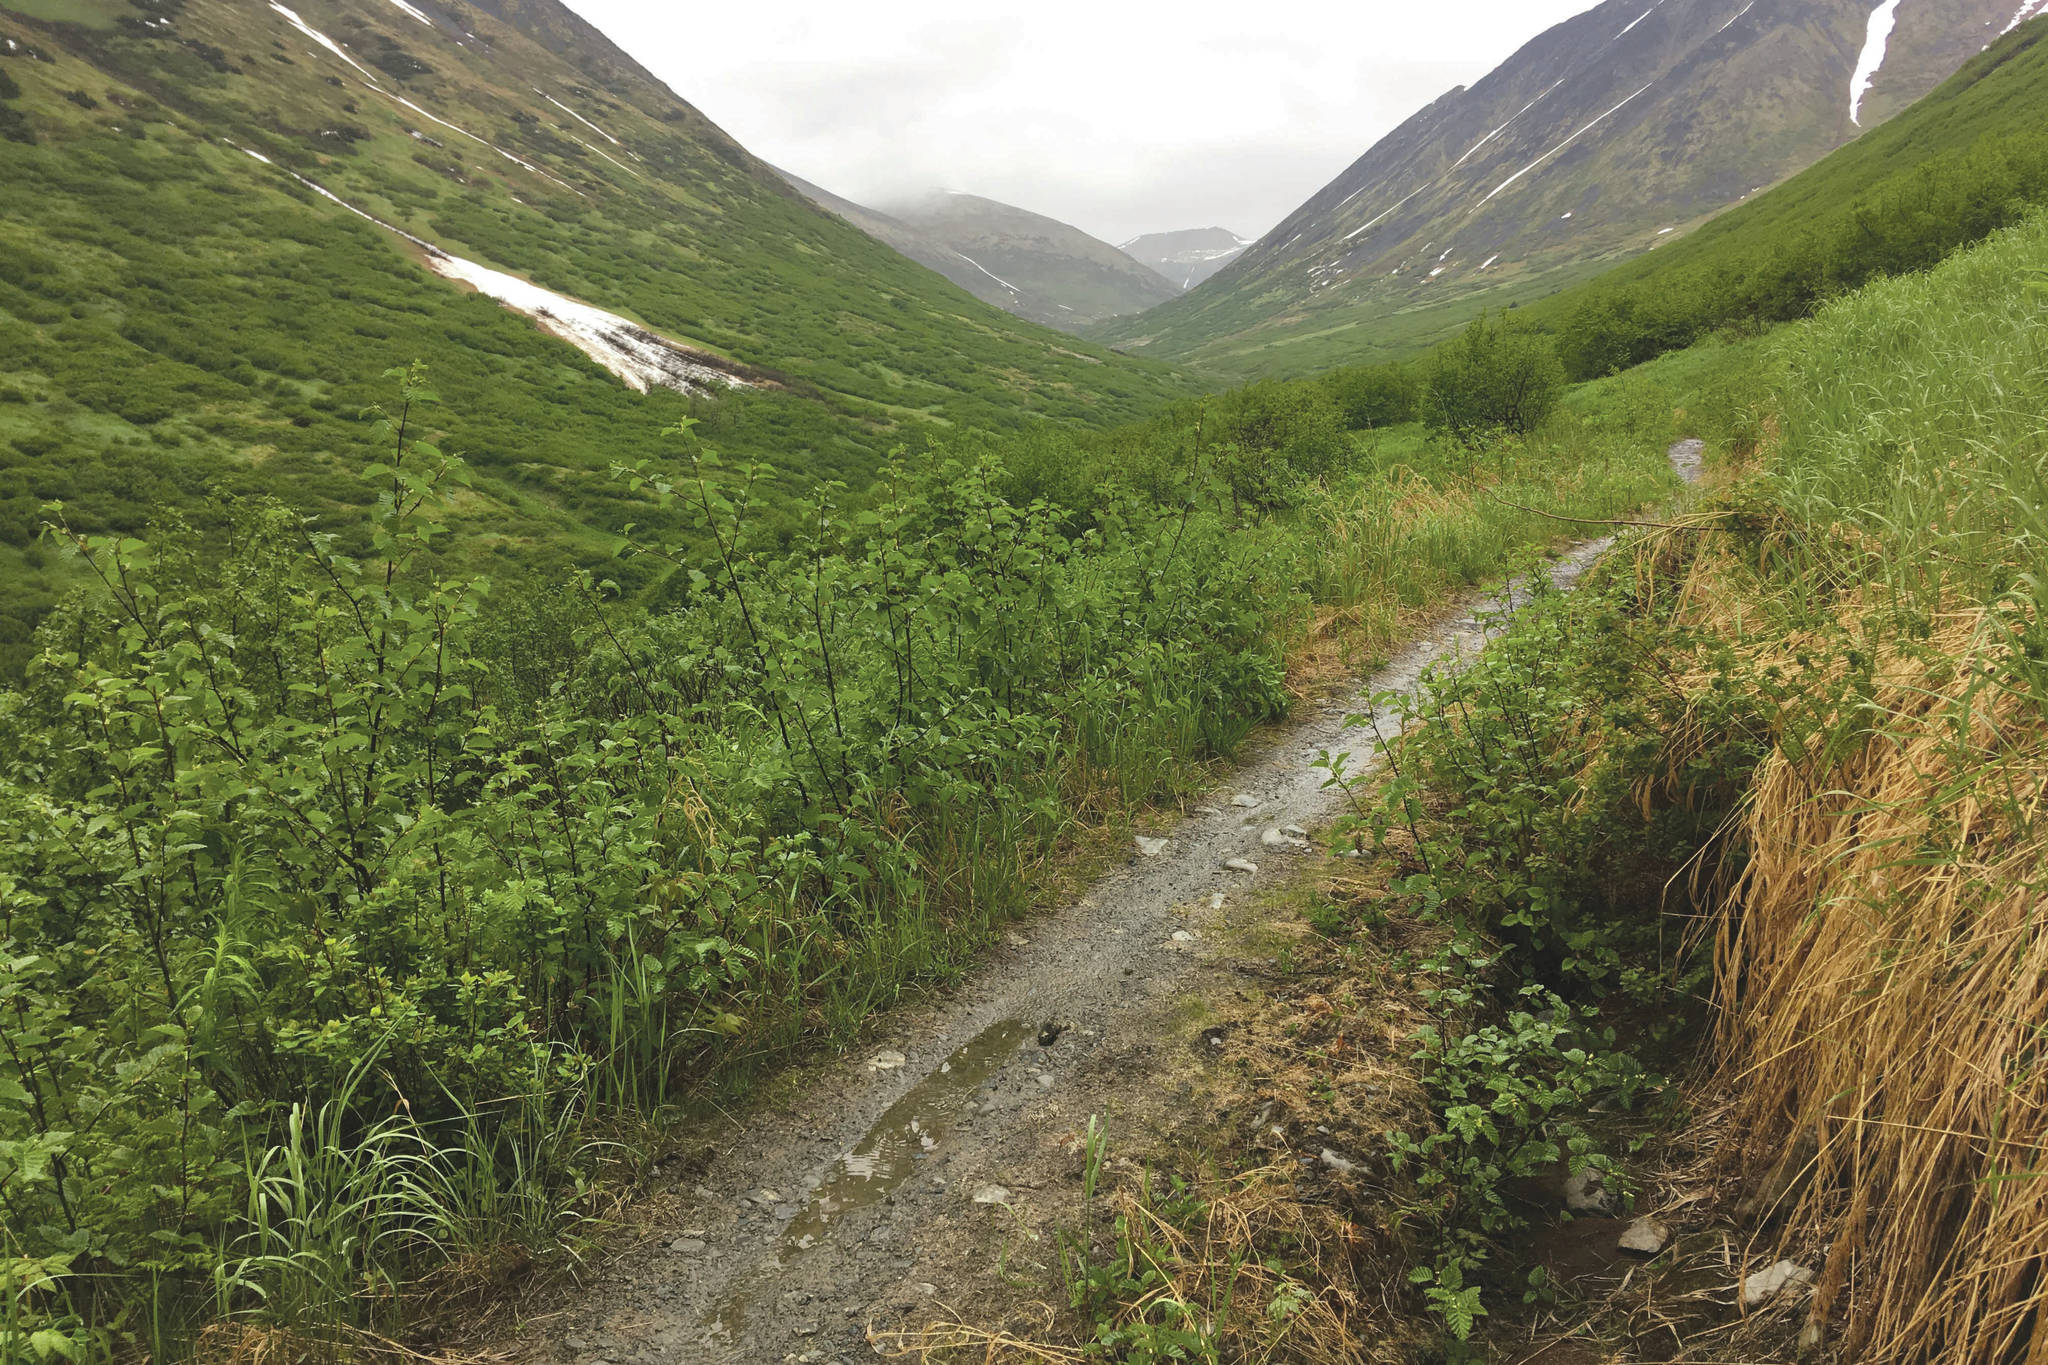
[0,0,1192,667]
[1119,227,1254,289]
[773,166,1004,306]
[1520,17,2048,372]
[877,192,1182,329]
[1099,0,2031,376]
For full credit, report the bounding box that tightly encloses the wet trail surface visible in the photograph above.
[536,442,1704,1365]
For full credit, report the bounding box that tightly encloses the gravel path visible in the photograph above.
[534,442,1704,1365]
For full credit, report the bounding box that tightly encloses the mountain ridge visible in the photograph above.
[1097,0,2027,376]
[1118,226,1253,289]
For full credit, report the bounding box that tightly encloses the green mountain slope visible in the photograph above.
[780,172,1179,332]
[1523,17,2048,372]
[0,0,1193,669]
[879,192,1182,329]
[1096,0,2025,379]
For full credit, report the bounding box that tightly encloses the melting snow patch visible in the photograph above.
[1344,186,1424,241]
[563,131,638,176]
[1717,0,1757,33]
[1657,226,1676,234]
[427,254,746,394]
[379,89,580,193]
[232,145,736,395]
[952,251,1019,294]
[2005,0,2048,31]
[1448,78,1568,173]
[1616,0,1665,39]
[1849,0,1904,126]
[385,0,433,25]
[268,2,375,79]
[1483,83,1655,203]
[1481,254,1500,269]
[537,89,624,146]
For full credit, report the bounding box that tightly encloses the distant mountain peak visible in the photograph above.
[1118,227,1254,290]
[778,175,1179,330]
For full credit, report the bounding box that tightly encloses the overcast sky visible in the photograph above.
[566,1,1600,245]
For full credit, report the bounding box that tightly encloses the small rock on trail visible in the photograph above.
[1742,1259,1815,1308]
[1618,1216,1669,1256]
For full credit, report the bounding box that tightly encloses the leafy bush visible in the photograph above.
[1421,313,1565,444]
[1322,361,1419,430]
[1211,381,1348,512]
[0,368,1303,1352]
[1389,988,1652,1342]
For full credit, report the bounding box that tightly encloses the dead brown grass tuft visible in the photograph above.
[870,1167,1403,1365]
[1711,598,2048,1362]
[192,1321,511,1365]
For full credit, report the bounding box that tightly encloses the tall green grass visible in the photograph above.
[1768,212,2048,624]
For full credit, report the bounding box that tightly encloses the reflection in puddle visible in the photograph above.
[705,1018,1031,1341]
[782,1018,1030,1253]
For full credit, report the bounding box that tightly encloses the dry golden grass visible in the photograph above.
[872,1167,1399,1365]
[1709,598,2048,1363]
[192,1321,512,1365]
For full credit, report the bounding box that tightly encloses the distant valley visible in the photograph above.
[779,172,1187,330]
[1118,226,1254,289]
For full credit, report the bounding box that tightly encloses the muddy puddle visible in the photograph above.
[705,1017,1033,1338]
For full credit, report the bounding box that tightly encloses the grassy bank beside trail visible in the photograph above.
[0,356,1682,1362]
[1368,210,2048,1362]
[1186,210,2048,1362]
[923,212,2048,1365]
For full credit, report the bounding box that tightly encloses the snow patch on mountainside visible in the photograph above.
[426,254,744,394]
[1344,185,1426,241]
[2005,0,2048,32]
[1449,78,1567,173]
[234,145,740,394]
[268,3,375,79]
[1849,0,1905,126]
[953,251,1020,294]
[380,89,580,193]
[1482,81,1656,203]
[537,89,624,146]
[1717,0,1757,33]
[265,7,582,197]
[565,132,637,177]
[1616,0,1666,38]
[385,0,433,26]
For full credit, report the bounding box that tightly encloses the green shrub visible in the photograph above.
[1422,313,1565,444]
[1323,361,1419,429]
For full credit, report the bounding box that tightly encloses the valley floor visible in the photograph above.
[500,459,1688,1364]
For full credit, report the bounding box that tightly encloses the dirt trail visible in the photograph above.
[529,442,1705,1365]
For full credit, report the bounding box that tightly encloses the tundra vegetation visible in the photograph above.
[12,13,2048,1365]
[0,339,1675,1359]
